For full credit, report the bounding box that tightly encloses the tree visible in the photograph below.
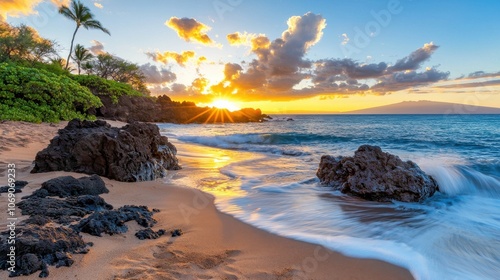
[85,54,149,94]
[0,22,57,63]
[59,0,110,70]
[72,44,93,74]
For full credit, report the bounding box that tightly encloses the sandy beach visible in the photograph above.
[0,121,413,280]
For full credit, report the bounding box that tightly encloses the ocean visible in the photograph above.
[157,114,500,280]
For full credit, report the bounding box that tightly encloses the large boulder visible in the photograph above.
[316,145,438,202]
[31,119,180,182]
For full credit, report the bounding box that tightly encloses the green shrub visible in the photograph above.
[71,74,143,103]
[0,63,102,123]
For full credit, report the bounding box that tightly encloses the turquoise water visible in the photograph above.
[158,114,500,280]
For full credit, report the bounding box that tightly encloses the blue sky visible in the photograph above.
[3,0,500,112]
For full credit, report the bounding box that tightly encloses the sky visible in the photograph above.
[2,0,500,113]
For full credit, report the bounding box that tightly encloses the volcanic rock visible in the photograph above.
[18,195,112,225]
[72,205,158,237]
[316,145,439,202]
[0,180,28,194]
[135,228,166,240]
[0,225,89,277]
[27,175,108,198]
[31,119,180,182]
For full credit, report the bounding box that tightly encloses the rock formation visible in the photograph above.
[31,119,180,182]
[1,175,173,277]
[316,145,439,202]
[0,225,90,278]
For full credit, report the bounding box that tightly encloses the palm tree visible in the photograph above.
[72,44,93,74]
[59,0,110,70]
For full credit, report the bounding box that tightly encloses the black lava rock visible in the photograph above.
[135,228,166,240]
[0,180,28,194]
[27,175,108,199]
[72,205,157,237]
[0,225,89,278]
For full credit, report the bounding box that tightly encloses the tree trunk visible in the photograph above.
[65,25,79,70]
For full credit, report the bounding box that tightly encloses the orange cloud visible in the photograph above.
[227,32,271,52]
[227,32,253,46]
[0,0,69,18]
[50,0,70,6]
[147,51,196,67]
[166,17,214,45]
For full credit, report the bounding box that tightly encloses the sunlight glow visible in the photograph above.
[209,99,241,111]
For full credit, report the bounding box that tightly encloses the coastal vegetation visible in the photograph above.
[0,63,101,123]
[0,2,266,124]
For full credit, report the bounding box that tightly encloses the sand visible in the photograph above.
[0,120,414,280]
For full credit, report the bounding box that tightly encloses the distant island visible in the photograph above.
[342,100,500,114]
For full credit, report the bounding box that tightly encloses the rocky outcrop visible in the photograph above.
[71,205,159,237]
[96,95,161,123]
[0,225,90,278]
[0,180,28,194]
[135,228,166,240]
[316,145,439,202]
[95,94,270,124]
[26,175,108,198]
[1,175,175,277]
[31,119,180,182]
[18,195,113,225]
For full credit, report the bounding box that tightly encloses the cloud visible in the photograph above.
[148,79,213,102]
[166,17,215,46]
[139,63,176,84]
[50,0,69,6]
[466,71,500,79]
[226,32,264,46]
[434,73,500,89]
[89,40,106,55]
[146,50,197,67]
[94,2,103,9]
[341,33,350,45]
[0,0,69,18]
[389,42,439,71]
[372,68,450,92]
[225,12,327,92]
[155,14,449,103]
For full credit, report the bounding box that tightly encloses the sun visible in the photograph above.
[209,99,241,111]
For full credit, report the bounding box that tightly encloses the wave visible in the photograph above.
[179,132,349,145]
[420,164,500,198]
[177,134,317,156]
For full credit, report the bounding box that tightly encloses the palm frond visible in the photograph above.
[83,20,111,35]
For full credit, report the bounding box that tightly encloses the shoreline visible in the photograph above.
[0,121,414,279]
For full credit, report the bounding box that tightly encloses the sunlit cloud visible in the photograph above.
[0,0,69,18]
[89,40,106,55]
[227,31,260,46]
[146,50,197,67]
[50,0,70,6]
[93,2,103,9]
[166,17,218,46]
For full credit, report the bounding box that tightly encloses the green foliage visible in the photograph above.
[71,74,143,103]
[0,63,102,123]
[83,54,150,95]
[0,22,58,63]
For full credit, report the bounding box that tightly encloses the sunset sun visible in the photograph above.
[209,99,241,111]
